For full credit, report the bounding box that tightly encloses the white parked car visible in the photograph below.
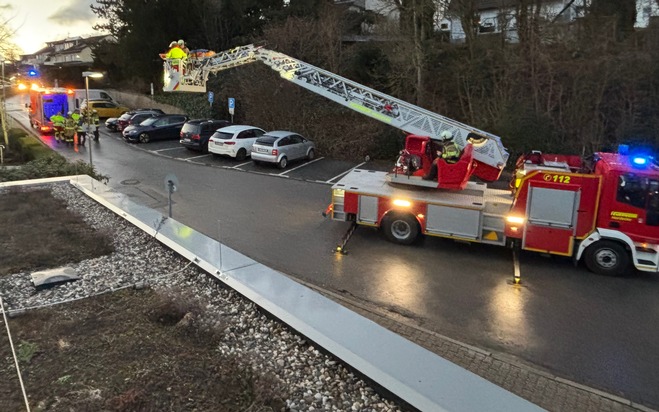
[251,130,316,169]
[208,125,266,160]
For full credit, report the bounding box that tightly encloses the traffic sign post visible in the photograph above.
[228,97,235,123]
[208,91,214,108]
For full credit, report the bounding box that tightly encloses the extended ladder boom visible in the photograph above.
[163,44,508,180]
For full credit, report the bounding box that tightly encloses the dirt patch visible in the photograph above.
[0,187,286,411]
[0,187,115,276]
[0,288,284,411]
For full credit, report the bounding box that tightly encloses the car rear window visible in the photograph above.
[212,131,234,140]
[181,123,200,134]
[255,136,276,146]
[119,113,132,120]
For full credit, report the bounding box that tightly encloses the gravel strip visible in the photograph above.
[0,183,403,412]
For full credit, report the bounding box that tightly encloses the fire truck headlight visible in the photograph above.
[506,216,525,224]
[393,199,411,207]
[17,83,27,91]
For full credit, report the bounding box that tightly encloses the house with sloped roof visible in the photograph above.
[441,0,659,43]
[19,35,113,68]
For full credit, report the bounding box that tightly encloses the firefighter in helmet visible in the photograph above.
[90,109,100,141]
[438,131,461,164]
[423,131,461,181]
[63,111,76,145]
[71,110,85,146]
[50,111,65,142]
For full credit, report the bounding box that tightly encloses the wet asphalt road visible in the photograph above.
[8,98,659,409]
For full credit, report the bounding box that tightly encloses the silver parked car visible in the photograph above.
[250,131,316,169]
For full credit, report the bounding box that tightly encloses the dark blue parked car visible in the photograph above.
[122,114,188,143]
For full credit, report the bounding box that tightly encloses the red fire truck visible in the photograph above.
[328,143,658,276]
[160,44,659,276]
[28,87,72,134]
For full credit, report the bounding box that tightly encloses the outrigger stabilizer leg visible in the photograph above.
[335,222,358,255]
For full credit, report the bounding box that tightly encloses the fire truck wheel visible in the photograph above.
[138,133,150,143]
[382,213,419,245]
[584,240,630,276]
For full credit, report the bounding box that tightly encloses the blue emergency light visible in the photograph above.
[28,69,38,77]
[632,156,648,166]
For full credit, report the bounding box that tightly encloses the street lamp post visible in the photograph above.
[1,58,9,147]
[82,71,103,169]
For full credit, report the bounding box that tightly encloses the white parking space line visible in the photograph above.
[232,160,252,169]
[326,162,366,183]
[279,157,324,175]
[186,154,212,161]
[153,147,185,152]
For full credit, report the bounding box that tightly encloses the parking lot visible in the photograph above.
[108,131,393,185]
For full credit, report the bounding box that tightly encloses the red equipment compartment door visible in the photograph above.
[523,181,580,256]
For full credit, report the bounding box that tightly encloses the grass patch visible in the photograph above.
[17,341,38,363]
[0,187,114,276]
[0,288,286,411]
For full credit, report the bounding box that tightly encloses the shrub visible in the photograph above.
[0,154,110,183]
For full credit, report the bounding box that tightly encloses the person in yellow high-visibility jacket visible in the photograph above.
[63,112,76,145]
[165,41,187,72]
[49,112,65,142]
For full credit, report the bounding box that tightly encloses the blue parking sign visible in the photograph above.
[228,98,235,109]
[208,91,214,104]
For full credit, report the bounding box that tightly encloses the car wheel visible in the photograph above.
[236,148,247,161]
[138,133,150,143]
[584,240,631,276]
[307,148,315,161]
[382,213,419,245]
[278,156,288,169]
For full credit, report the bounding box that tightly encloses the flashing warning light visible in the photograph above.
[506,216,526,224]
[67,89,74,95]
[632,156,648,166]
[28,69,38,77]
[31,83,39,90]
[17,83,27,90]
[393,199,411,207]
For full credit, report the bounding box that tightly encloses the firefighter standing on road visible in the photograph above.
[90,110,100,141]
[64,111,76,145]
[71,111,85,146]
[50,111,65,142]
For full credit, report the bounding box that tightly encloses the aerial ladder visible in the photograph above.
[162,44,509,185]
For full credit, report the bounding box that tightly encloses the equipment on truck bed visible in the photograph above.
[162,44,509,186]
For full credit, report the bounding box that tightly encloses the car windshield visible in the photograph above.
[212,131,234,140]
[255,136,276,146]
[119,113,132,120]
[181,123,200,134]
[140,117,159,126]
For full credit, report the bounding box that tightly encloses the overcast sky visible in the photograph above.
[5,0,104,54]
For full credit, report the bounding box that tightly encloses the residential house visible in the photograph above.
[441,0,659,44]
[19,35,112,69]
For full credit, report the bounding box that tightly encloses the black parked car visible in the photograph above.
[122,114,188,143]
[117,109,165,132]
[179,119,231,153]
[105,117,121,131]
